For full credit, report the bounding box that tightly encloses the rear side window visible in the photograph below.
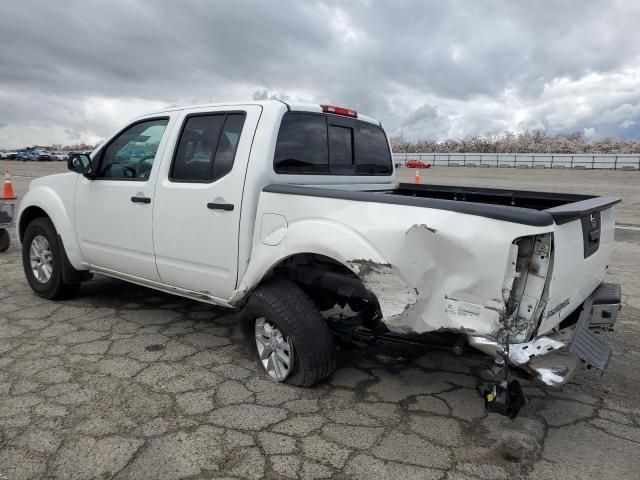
[355,122,392,174]
[274,112,392,175]
[171,113,246,182]
[273,114,328,173]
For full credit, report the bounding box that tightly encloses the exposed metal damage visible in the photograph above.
[347,259,418,329]
[346,231,606,390]
[410,223,438,234]
[507,336,566,365]
[501,233,553,343]
[465,233,581,387]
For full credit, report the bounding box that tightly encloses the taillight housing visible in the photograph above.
[321,105,358,118]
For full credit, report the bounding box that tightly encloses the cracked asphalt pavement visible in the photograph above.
[1,161,639,479]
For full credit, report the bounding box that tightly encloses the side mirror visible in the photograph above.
[67,153,92,176]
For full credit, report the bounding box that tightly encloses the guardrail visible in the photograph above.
[392,153,640,170]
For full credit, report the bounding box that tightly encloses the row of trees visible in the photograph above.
[37,143,98,152]
[390,131,640,154]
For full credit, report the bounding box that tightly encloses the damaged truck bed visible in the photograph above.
[247,182,622,387]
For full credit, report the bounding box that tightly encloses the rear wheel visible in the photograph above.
[243,277,336,387]
[22,218,80,299]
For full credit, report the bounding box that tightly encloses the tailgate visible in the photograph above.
[537,197,620,334]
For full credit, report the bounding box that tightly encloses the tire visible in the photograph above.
[243,277,337,387]
[0,229,9,252]
[22,217,80,300]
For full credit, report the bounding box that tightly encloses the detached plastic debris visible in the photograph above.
[484,379,526,418]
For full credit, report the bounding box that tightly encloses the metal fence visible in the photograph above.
[392,153,640,170]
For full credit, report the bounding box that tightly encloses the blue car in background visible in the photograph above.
[16,150,40,161]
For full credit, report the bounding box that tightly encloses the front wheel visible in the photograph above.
[22,218,80,300]
[243,277,336,387]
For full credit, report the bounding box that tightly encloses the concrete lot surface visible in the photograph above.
[1,161,639,479]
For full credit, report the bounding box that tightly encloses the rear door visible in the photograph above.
[152,105,261,299]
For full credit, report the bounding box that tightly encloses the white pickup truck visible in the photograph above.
[17,100,621,395]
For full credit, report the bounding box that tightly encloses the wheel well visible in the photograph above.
[19,206,49,242]
[270,253,382,328]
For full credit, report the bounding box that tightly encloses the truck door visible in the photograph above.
[75,116,173,281]
[152,105,261,300]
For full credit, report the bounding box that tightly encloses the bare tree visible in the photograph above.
[390,131,640,154]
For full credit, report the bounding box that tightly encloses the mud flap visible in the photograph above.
[57,234,92,284]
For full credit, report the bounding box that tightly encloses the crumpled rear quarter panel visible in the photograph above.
[245,191,551,337]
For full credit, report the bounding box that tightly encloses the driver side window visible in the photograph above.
[96,118,169,180]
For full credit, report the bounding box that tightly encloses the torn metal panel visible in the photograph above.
[528,353,581,386]
[468,334,576,386]
[347,259,418,328]
[501,243,520,304]
[469,282,620,387]
[503,233,553,342]
[507,336,565,365]
[347,222,524,337]
[409,223,437,234]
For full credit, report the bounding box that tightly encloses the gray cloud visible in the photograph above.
[1,0,640,147]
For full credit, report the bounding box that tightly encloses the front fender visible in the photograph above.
[18,177,83,268]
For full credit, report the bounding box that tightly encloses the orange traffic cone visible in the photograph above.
[2,170,16,200]
[414,169,421,184]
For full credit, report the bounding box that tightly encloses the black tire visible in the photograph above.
[22,217,80,300]
[0,229,9,252]
[243,277,337,387]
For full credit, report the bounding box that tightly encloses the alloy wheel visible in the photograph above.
[30,235,53,283]
[254,317,294,381]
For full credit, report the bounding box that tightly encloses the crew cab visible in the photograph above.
[17,100,621,390]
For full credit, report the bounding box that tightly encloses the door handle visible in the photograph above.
[131,196,151,204]
[207,202,234,211]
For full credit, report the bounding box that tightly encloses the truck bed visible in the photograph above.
[394,183,588,210]
[263,183,620,226]
[393,183,621,225]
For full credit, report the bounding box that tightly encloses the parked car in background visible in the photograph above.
[52,151,69,161]
[405,159,431,168]
[1,150,19,160]
[16,150,37,161]
[34,150,52,161]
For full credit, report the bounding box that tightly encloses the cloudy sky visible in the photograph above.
[1,0,640,147]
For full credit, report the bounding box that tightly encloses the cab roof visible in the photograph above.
[144,100,381,126]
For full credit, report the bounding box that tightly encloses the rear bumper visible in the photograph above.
[468,282,621,386]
